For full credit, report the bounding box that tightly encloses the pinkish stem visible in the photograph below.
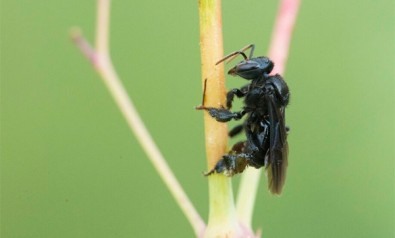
[70,28,98,66]
[71,1,205,236]
[269,0,301,75]
[236,0,301,231]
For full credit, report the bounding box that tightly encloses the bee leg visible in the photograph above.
[226,85,249,109]
[204,154,251,177]
[205,141,251,176]
[228,124,244,137]
[196,106,246,122]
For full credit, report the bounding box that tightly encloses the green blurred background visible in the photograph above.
[1,0,394,237]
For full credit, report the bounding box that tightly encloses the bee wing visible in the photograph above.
[265,94,288,195]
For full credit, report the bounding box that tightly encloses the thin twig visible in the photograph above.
[268,0,301,75]
[71,0,205,236]
[95,0,110,56]
[236,0,301,228]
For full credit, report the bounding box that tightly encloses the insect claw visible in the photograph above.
[203,169,215,176]
[195,105,208,110]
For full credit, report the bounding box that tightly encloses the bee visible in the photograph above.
[197,44,290,194]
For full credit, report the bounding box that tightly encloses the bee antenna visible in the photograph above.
[215,51,248,65]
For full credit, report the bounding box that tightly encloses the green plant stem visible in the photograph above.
[236,168,261,229]
[198,0,227,171]
[198,0,231,236]
[198,1,256,237]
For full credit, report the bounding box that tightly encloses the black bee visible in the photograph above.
[197,44,290,194]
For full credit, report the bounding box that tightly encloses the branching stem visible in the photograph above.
[71,0,205,236]
[71,0,301,237]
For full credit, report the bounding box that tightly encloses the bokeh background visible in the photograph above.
[1,0,394,237]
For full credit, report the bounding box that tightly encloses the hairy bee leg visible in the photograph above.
[205,153,251,176]
[204,141,249,176]
[230,141,246,152]
[196,106,246,122]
